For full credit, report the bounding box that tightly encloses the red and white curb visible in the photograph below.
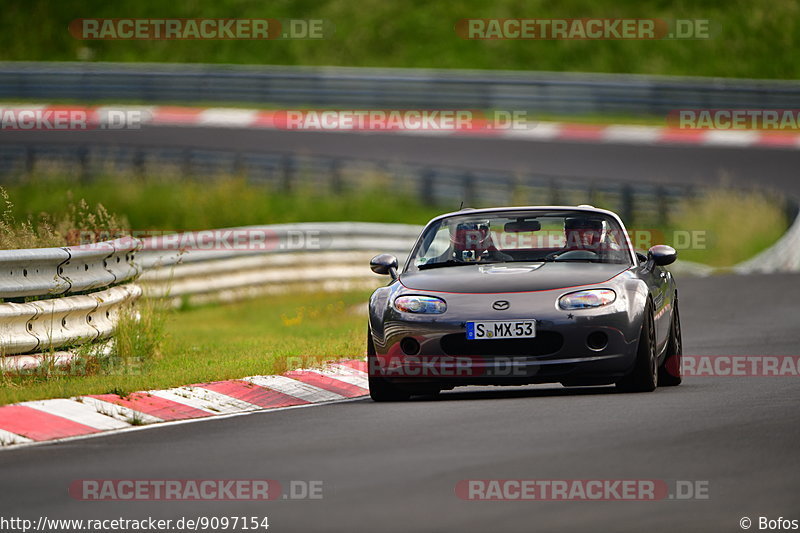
[5,104,800,150]
[0,359,368,449]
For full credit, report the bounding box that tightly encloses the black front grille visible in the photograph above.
[440,331,563,357]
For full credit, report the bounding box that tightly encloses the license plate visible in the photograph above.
[466,320,536,340]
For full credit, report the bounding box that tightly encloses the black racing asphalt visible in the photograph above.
[3,126,800,197]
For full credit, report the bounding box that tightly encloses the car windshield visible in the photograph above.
[407,210,633,271]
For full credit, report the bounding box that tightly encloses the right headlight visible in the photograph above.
[558,289,616,310]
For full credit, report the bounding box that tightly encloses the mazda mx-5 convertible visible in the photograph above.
[367,206,682,401]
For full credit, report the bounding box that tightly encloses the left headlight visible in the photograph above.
[558,289,616,310]
[394,295,447,314]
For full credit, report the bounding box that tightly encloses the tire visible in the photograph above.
[369,376,412,402]
[658,299,683,387]
[616,302,658,393]
[367,326,411,402]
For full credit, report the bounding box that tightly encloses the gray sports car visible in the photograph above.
[367,205,682,401]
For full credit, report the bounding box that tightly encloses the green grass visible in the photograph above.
[666,188,788,267]
[0,185,127,249]
[0,290,370,405]
[2,0,798,79]
[1,175,443,232]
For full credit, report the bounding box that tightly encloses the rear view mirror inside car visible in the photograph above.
[504,219,542,232]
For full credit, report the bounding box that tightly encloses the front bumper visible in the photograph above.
[370,290,641,386]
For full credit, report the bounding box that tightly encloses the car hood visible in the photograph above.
[399,262,629,294]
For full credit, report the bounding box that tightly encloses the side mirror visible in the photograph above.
[648,245,677,266]
[370,254,399,279]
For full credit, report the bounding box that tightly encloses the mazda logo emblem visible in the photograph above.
[492,300,510,310]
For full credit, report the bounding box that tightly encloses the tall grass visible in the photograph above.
[1,0,798,79]
[94,297,167,379]
[668,188,788,266]
[0,186,128,249]
[1,174,443,231]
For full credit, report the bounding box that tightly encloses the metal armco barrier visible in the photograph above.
[58,237,141,294]
[0,284,141,355]
[0,237,140,300]
[141,252,392,305]
[0,237,141,356]
[1,62,800,115]
[137,223,420,305]
[0,247,70,299]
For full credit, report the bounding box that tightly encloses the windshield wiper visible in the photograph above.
[418,260,465,270]
[541,257,604,263]
[418,260,501,270]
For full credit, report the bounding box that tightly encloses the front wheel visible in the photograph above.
[369,376,411,402]
[658,299,683,386]
[616,303,658,393]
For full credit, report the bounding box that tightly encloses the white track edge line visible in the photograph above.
[0,395,367,452]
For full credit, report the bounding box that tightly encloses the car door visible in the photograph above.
[651,263,672,351]
[638,252,670,351]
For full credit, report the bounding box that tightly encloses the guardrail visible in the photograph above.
[0,237,139,299]
[0,237,142,362]
[0,284,141,355]
[2,62,800,116]
[138,222,420,305]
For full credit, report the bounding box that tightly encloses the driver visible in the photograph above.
[563,217,605,251]
[451,222,512,262]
